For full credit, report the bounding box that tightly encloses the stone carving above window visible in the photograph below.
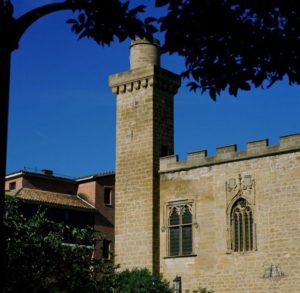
[226,173,255,206]
[168,203,192,217]
[243,175,254,190]
[226,174,254,192]
[227,177,238,192]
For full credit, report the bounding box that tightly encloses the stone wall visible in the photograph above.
[109,38,300,292]
[159,135,300,292]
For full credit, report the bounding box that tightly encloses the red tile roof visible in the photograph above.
[6,188,96,212]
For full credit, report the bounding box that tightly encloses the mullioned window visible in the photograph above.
[230,198,254,252]
[168,203,193,256]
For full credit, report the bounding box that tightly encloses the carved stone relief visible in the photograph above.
[226,173,255,206]
[263,264,286,279]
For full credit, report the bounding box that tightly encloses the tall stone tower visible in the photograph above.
[109,39,180,272]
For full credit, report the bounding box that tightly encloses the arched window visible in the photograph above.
[231,198,254,252]
[168,204,193,256]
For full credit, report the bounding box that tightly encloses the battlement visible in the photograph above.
[160,133,300,173]
[109,65,181,95]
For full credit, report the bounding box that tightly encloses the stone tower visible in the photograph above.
[109,39,180,272]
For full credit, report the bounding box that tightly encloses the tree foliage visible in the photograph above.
[3,198,174,293]
[3,197,114,293]
[4,0,300,99]
[157,0,300,99]
[65,0,156,45]
[2,0,156,51]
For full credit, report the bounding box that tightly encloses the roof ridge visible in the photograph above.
[75,170,115,181]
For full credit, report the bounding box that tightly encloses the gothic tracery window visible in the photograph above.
[231,198,254,252]
[168,204,193,256]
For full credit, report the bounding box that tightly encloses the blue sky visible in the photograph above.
[6,0,300,177]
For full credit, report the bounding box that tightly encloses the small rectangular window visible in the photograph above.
[64,211,70,222]
[104,187,113,206]
[9,182,16,190]
[102,240,111,260]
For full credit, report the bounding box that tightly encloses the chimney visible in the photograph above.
[130,38,161,69]
[41,169,53,176]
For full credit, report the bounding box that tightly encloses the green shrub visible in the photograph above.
[99,268,173,293]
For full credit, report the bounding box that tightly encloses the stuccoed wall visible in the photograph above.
[160,135,300,293]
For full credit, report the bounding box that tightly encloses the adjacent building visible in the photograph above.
[5,168,115,260]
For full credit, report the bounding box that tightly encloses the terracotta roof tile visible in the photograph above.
[6,188,96,212]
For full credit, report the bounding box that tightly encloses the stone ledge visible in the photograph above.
[109,65,181,95]
[163,254,197,259]
[160,133,300,173]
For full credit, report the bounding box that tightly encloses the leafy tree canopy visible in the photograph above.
[4,197,114,293]
[3,197,173,292]
[157,0,300,99]
[3,0,300,99]
[1,0,156,51]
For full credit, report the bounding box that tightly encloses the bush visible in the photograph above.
[99,268,173,293]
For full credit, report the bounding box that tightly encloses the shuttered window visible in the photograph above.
[168,204,193,256]
[231,198,254,252]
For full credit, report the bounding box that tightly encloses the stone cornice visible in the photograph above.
[108,65,181,95]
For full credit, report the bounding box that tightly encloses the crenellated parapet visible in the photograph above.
[160,133,300,173]
[109,65,181,95]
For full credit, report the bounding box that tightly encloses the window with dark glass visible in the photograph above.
[161,145,173,157]
[104,187,112,206]
[102,240,111,259]
[168,204,193,257]
[231,198,254,252]
[9,181,16,190]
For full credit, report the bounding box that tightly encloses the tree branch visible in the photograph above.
[14,1,85,48]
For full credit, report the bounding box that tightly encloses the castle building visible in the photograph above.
[6,39,300,292]
[109,39,300,293]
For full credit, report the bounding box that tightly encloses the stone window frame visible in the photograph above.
[226,194,257,253]
[164,200,197,258]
